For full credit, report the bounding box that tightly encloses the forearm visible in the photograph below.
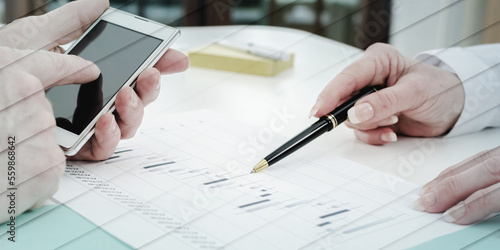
[416,44,500,136]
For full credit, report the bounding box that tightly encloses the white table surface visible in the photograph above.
[144,25,500,187]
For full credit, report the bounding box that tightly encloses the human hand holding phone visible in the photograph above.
[0,0,188,222]
[1,0,188,160]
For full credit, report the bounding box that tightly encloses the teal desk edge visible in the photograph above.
[0,204,132,249]
[410,214,500,249]
[1,205,499,249]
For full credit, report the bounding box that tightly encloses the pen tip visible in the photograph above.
[251,159,269,174]
[250,170,255,174]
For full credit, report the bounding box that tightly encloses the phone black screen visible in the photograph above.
[46,20,162,135]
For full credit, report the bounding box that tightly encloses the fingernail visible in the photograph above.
[378,115,398,126]
[413,191,436,211]
[443,202,467,223]
[109,115,117,132]
[309,100,321,118]
[380,132,397,142]
[347,102,373,124]
[155,71,161,90]
[418,186,428,196]
[130,92,139,109]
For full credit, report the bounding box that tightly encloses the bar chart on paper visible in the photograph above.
[53,110,447,249]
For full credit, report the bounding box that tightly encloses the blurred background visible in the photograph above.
[1,0,499,56]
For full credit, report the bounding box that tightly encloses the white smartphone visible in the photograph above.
[46,8,180,156]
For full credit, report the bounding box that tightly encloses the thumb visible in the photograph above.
[17,50,101,88]
[311,43,408,118]
[347,83,423,124]
[0,0,109,51]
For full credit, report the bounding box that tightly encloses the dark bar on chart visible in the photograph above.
[107,155,120,160]
[114,149,133,154]
[317,222,331,227]
[246,202,281,213]
[319,209,349,219]
[238,199,270,208]
[203,178,229,186]
[143,161,176,169]
[260,193,271,197]
[105,155,142,164]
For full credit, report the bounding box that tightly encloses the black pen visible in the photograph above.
[251,85,383,173]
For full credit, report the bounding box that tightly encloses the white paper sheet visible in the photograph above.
[53,110,464,249]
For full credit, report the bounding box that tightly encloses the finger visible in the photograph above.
[420,147,500,195]
[50,46,65,54]
[69,113,120,161]
[353,127,397,145]
[414,156,500,213]
[311,43,405,118]
[16,50,100,88]
[114,87,144,139]
[30,160,66,209]
[136,67,161,106]
[153,49,189,74]
[0,0,109,50]
[347,63,463,127]
[443,182,500,225]
[20,148,65,213]
[345,83,424,125]
[344,115,398,131]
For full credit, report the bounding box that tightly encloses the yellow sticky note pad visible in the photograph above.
[188,44,294,76]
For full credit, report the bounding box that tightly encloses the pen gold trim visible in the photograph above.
[326,114,338,128]
[251,159,269,173]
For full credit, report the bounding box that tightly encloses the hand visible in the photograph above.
[0,48,100,223]
[310,43,465,144]
[70,48,188,161]
[0,0,189,160]
[0,0,188,223]
[414,146,500,225]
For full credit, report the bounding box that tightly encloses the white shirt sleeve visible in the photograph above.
[415,44,500,137]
